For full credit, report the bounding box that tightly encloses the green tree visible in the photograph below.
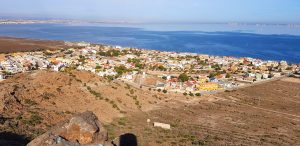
[162,90,167,93]
[95,65,101,70]
[225,73,231,78]
[114,65,128,76]
[195,93,201,96]
[157,65,166,71]
[208,73,216,78]
[178,73,189,82]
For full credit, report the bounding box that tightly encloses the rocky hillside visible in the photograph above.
[0,70,164,145]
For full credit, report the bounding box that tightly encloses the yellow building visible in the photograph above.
[197,82,219,91]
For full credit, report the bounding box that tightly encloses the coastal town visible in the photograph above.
[1,42,300,95]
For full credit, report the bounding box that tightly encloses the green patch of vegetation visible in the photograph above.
[129,89,135,94]
[62,66,77,73]
[65,111,72,114]
[42,92,54,100]
[125,83,131,89]
[132,95,137,100]
[117,117,127,126]
[86,86,103,99]
[22,114,43,126]
[103,124,116,140]
[191,140,206,146]
[135,100,140,105]
[127,58,145,69]
[2,70,12,75]
[225,73,231,78]
[157,65,167,71]
[16,115,22,120]
[104,75,115,81]
[24,99,37,106]
[98,49,121,57]
[78,55,86,64]
[115,65,130,76]
[211,64,221,71]
[162,89,167,93]
[179,73,189,82]
[68,73,75,77]
[189,92,194,96]
[195,93,201,96]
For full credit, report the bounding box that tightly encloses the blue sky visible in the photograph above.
[0,0,300,23]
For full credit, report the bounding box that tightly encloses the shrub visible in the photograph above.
[16,115,22,120]
[87,86,102,99]
[162,90,167,93]
[135,101,140,105]
[115,65,129,76]
[24,99,37,106]
[56,87,62,93]
[23,114,43,126]
[42,93,54,100]
[132,95,137,100]
[118,117,127,126]
[183,92,188,96]
[129,89,135,94]
[225,73,231,78]
[112,104,118,109]
[179,73,189,82]
[195,93,201,96]
[157,89,162,92]
[87,86,91,91]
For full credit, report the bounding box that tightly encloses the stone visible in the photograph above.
[27,111,111,146]
[153,122,171,130]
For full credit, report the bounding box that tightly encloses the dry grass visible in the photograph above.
[0,37,67,53]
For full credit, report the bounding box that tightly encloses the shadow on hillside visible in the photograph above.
[119,133,138,146]
[0,131,30,146]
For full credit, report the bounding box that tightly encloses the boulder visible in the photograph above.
[27,111,111,146]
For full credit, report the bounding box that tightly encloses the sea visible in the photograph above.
[0,23,300,63]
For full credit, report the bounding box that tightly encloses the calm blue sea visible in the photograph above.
[0,23,300,63]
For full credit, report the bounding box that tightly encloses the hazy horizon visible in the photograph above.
[1,0,300,24]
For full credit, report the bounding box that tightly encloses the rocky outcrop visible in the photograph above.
[27,111,112,146]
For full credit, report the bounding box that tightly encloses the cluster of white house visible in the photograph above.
[0,42,299,94]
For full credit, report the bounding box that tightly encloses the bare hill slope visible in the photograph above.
[0,70,165,143]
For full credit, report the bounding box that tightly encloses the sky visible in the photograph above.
[0,0,300,23]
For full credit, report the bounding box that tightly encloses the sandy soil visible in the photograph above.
[0,37,67,53]
[108,77,300,146]
[281,77,300,83]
